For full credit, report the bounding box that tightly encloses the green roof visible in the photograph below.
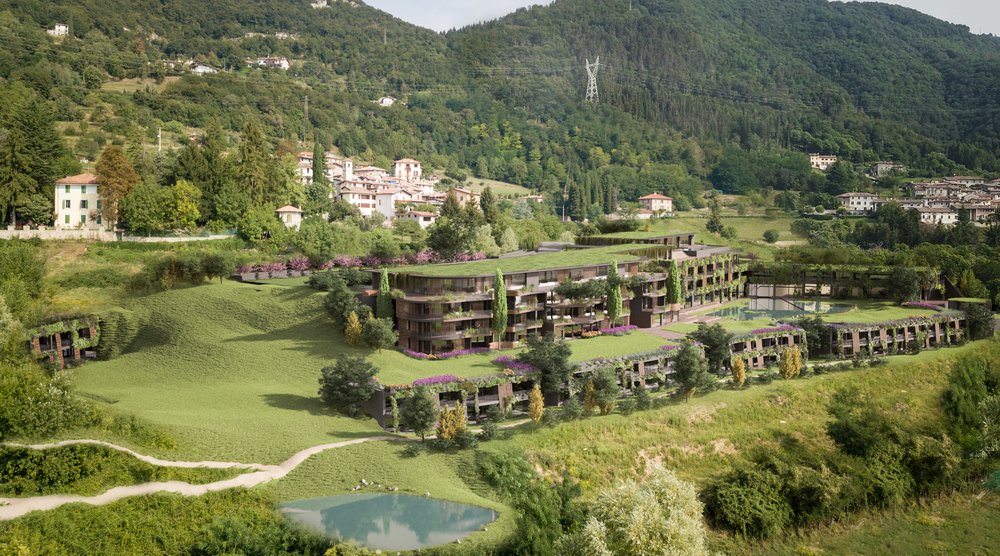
[389,244,648,277]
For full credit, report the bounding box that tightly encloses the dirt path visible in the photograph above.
[0,436,398,521]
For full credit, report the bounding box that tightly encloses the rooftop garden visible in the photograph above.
[386,244,647,277]
[583,231,696,240]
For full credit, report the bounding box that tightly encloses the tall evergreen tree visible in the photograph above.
[312,142,327,186]
[441,190,462,219]
[376,268,393,319]
[480,185,499,226]
[95,145,139,226]
[492,269,508,346]
[606,259,623,324]
[0,128,35,226]
[236,117,271,207]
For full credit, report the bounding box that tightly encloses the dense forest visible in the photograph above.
[1,0,1000,224]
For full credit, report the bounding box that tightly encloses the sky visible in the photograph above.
[366,0,999,35]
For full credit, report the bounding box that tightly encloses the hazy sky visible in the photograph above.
[366,0,999,35]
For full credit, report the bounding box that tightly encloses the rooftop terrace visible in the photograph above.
[388,244,649,278]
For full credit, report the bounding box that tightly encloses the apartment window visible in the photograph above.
[63,200,71,209]
[80,214,87,225]
[64,214,70,224]
[80,200,88,209]
[96,199,102,210]
[65,185,70,194]
[81,185,87,194]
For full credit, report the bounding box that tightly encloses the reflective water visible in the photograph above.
[279,494,497,550]
[708,298,854,321]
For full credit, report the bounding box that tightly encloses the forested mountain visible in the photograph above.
[454,0,1000,168]
[2,0,1000,225]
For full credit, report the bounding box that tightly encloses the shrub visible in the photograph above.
[860,447,913,509]
[561,397,583,421]
[56,268,128,289]
[317,356,379,415]
[0,363,85,440]
[763,229,780,243]
[633,385,652,410]
[702,466,793,538]
[826,388,900,457]
[480,419,498,441]
[617,398,636,415]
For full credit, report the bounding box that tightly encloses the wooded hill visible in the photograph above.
[2,0,1000,213]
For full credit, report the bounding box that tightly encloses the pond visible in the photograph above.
[708,298,855,321]
[279,494,498,551]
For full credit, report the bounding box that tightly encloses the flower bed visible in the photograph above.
[749,324,801,335]
[401,347,491,360]
[413,374,462,386]
[492,355,537,372]
[902,301,944,311]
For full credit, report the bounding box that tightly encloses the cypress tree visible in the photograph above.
[666,260,683,305]
[376,268,393,319]
[236,117,270,206]
[312,142,327,186]
[491,269,508,345]
[480,185,499,226]
[606,259,623,324]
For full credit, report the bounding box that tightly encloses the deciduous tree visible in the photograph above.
[96,145,139,226]
[318,355,379,415]
[362,317,398,353]
[402,387,438,442]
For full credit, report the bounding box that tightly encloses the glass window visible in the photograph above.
[65,185,70,193]
[96,199,102,210]
[80,214,87,224]
[64,200,71,209]
[80,200,88,209]
[82,185,87,194]
[64,214,70,224]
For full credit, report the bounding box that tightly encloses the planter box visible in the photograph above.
[255,272,269,280]
[240,273,256,282]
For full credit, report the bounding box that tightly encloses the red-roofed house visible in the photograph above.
[55,174,103,229]
[397,210,437,229]
[392,158,422,181]
[638,193,673,215]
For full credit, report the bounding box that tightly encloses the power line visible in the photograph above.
[585,57,600,103]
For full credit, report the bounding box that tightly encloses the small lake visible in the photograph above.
[708,298,855,321]
[279,494,498,551]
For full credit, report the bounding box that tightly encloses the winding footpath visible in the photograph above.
[0,436,399,521]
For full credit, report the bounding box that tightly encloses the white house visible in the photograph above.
[638,193,673,214]
[47,23,69,37]
[397,210,437,229]
[374,189,401,220]
[375,96,397,107]
[190,63,219,75]
[296,152,314,185]
[276,206,303,230]
[54,174,102,229]
[325,154,354,182]
[836,192,878,214]
[447,187,481,208]
[392,158,422,181]
[338,186,377,217]
[915,207,958,226]
[250,57,290,70]
[871,161,906,178]
[945,175,986,187]
[809,154,838,171]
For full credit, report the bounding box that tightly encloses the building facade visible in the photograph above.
[638,193,673,214]
[54,174,103,230]
[809,154,838,171]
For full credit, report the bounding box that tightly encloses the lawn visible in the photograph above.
[68,280,668,464]
[461,178,532,197]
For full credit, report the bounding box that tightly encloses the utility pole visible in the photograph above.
[304,95,310,132]
[157,128,162,154]
[585,57,600,104]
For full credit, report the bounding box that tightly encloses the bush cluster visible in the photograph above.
[127,252,235,291]
[96,308,140,360]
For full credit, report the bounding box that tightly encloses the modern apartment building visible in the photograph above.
[373,233,749,354]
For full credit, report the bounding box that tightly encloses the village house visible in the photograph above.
[836,192,878,214]
[915,206,959,226]
[190,62,219,75]
[337,186,377,217]
[276,206,303,230]
[392,159,422,181]
[46,23,69,37]
[324,154,354,182]
[447,187,481,208]
[54,174,103,230]
[945,175,986,187]
[249,57,290,70]
[296,152,313,185]
[522,194,546,204]
[354,166,389,181]
[954,203,998,223]
[809,154,838,171]
[397,210,437,229]
[638,193,673,214]
[375,96,397,107]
